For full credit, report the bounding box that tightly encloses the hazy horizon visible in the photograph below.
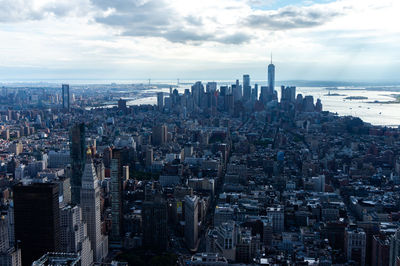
[1,79,400,87]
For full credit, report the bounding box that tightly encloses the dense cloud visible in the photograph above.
[0,0,252,44]
[0,0,43,22]
[0,0,87,22]
[91,0,343,43]
[91,0,251,44]
[244,5,341,30]
[92,0,173,27]
[216,32,252,45]
[0,0,343,44]
[185,16,203,26]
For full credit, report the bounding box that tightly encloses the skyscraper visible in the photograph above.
[260,86,269,104]
[0,214,9,252]
[62,84,70,110]
[80,152,108,262]
[280,86,296,103]
[224,94,234,115]
[303,95,315,112]
[232,79,242,102]
[315,98,323,112]
[185,195,199,251]
[152,124,167,146]
[157,92,164,111]
[117,98,127,110]
[268,55,275,92]
[219,86,228,97]
[14,183,61,266]
[110,157,122,247]
[60,205,93,266]
[70,123,86,204]
[243,75,251,101]
[103,146,112,169]
[0,213,21,266]
[206,82,217,93]
[142,198,168,251]
[191,81,204,107]
[145,146,153,168]
[253,84,258,102]
[345,227,366,266]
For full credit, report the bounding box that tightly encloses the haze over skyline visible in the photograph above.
[0,0,399,82]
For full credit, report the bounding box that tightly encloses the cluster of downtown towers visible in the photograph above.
[156,61,278,112]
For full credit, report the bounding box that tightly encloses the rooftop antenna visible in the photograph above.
[270,52,272,64]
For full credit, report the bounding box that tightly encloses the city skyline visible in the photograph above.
[1,1,400,265]
[0,0,399,81]
[1,52,400,265]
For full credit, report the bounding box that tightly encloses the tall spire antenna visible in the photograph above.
[270,52,272,64]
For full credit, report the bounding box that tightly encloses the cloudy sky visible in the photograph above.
[0,0,399,82]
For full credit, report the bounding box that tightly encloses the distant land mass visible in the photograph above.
[345,96,368,100]
[279,80,400,87]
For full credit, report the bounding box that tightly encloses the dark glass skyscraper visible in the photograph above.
[14,183,60,266]
[152,124,167,146]
[243,74,251,101]
[191,81,204,107]
[142,198,167,251]
[70,123,86,204]
[62,84,70,110]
